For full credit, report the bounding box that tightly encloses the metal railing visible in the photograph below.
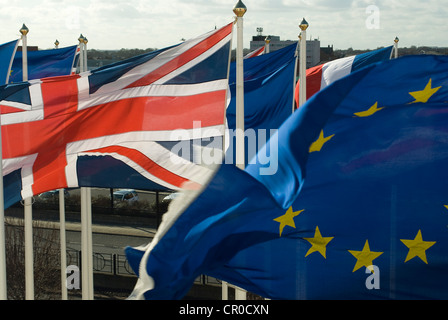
[66,249,222,286]
[66,249,134,276]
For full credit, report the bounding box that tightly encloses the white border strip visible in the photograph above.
[78,79,228,111]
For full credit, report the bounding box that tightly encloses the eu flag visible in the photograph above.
[226,43,297,165]
[126,54,448,300]
[0,40,19,85]
[9,45,78,82]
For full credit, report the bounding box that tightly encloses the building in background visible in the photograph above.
[249,27,321,68]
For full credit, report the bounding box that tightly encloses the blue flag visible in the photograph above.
[9,45,78,82]
[126,54,448,300]
[0,40,19,85]
[226,43,297,165]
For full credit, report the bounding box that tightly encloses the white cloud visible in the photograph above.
[0,0,446,50]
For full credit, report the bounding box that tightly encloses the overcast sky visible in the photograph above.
[0,0,446,51]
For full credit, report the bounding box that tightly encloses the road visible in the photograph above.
[63,222,156,255]
[5,210,158,265]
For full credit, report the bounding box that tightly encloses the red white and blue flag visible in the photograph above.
[295,46,393,106]
[0,23,233,208]
[244,46,265,59]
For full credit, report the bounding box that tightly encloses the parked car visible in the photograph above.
[162,192,181,203]
[38,189,70,201]
[113,189,139,203]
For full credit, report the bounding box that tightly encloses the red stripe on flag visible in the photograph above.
[126,23,233,88]
[73,91,227,137]
[31,75,82,194]
[295,64,323,108]
[2,89,227,159]
[87,145,196,189]
[0,105,26,114]
[32,148,69,194]
[41,76,79,118]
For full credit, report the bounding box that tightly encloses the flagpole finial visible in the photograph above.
[233,0,247,17]
[83,37,88,45]
[78,34,85,43]
[299,18,309,31]
[394,36,399,43]
[265,35,271,44]
[54,39,59,47]
[20,24,29,36]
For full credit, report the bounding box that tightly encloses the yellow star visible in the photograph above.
[348,240,383,272]
[409,79,441,104]
[400,230,436,264]
[273,207,304,237]
[354,102,384,117]
[304,226,334,258]
[309,130,335,153]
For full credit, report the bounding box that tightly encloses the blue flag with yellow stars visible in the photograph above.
[125,54,448,300]
[226,43,298,165]
[0,40,18,85]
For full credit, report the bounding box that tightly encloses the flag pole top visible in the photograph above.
[265,35,271,44]
[83,37,88,45]
[78,34,85,43]
[299,18,309,31]
[394,36,399,43]
[54,39,59,46]
[20,24,29,36]
[233,0,247,17]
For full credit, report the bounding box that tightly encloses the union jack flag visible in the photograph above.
[0,23,233,208]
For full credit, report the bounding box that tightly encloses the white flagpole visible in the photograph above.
[298,18,309,108]
[78,35,85,73]
[21,24,29,83]
[292,34,300,113]
[83,37,88,71]
[55,35,66,301]
[81,187,94,300]
[59,189,68,300]
[86,187,94,300]
[264,36,271,54]
[234,0,246,171]
[85,36,94,300]
[394,36,399,58]
[80,187,89,299]
[77,34,94,300]
[232,0,248,301]
[78,34,94,300]
[20,23,35,300]
[390,37,399,59]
